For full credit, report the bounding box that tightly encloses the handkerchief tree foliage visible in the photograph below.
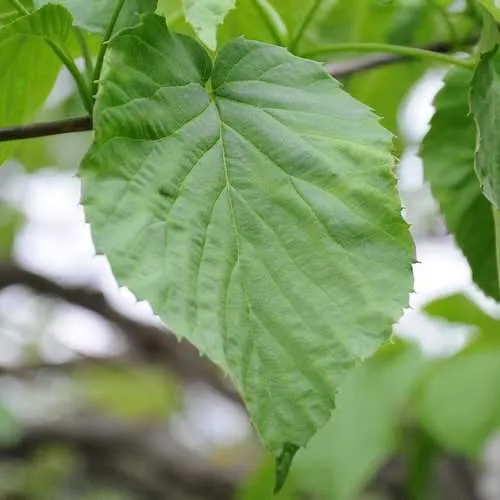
[0,0,497,493]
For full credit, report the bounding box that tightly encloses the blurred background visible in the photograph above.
[1,0,499,499]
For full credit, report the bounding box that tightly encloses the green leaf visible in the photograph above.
[0,4,72,166]
[292,342,424,500]
[479,0,500,23]
[422,68,499,299]
[417,343,500,456]
[183,0,235,50]
[33,0,157,34]
[77,365,180,420]
[81,14,414,460]
[238,458,298,500]
[470,45,500,209]
[0,406,20,446]
[424,293,500,336]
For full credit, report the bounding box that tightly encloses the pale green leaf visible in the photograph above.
[470,46,500,209]
[424,293,500,336]
[33,0,157,34]
[423,68,499,299]
[81,14,414,459]
[77,366,180,420]
[0,406,20,446]
[183,0,235,50]
[479,0,500,22]
[0,4,72,166]
[292,342,424,500]
[418,343,500,456]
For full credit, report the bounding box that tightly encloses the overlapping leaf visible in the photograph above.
[0,4,72,166]
[34,0,157,34]
[422,68,499,299]
[183,0,235,50]
[80,14,413,462]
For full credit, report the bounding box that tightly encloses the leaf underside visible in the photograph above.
[81,14,413,461]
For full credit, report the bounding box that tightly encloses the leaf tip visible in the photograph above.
[273,443,299,494]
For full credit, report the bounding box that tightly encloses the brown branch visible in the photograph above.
[0,416,240,500]
[0,116,92,141]
[0,263,240,403]
[327,39,477,78]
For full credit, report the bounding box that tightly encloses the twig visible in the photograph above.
[0,116,92,141]
[0,263,240,403]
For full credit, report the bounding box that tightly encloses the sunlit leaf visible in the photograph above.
[81,14,413,463]
[183,0,235,50]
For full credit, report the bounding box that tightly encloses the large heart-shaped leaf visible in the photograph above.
[422,68,499,299]
[34,0,157,34]
[81,14,414,460]
[0,4,72,166]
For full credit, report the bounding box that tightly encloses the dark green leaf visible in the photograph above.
[422,68,499,299]
[81,14,413,458]
[470,45,500,209]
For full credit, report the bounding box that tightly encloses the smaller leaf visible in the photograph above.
[0,406,20,446]
[183,0,235,50]
[479,0,500,23]
[424,293,500,336]
[417,344,500,456]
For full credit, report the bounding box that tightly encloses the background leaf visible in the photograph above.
[470,45,500,208]
[422,67,499,299]
[33,0,157,34]
[81,14,413,460]
[0,4,72,166]
[183,0,235,50]
[292,342,424,500]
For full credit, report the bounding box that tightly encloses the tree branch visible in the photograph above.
[0,263,240,403]
[0,416,241,500]
[327,39,476,78]
[0,116,92,141]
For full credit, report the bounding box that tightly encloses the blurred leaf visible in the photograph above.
[238,458,298,500]
[183,0,235,50]
[33,0,158,34]
[0,203,23,257]
[77,365,180,421]
[417,343,500,456]
[0,405,20,446]
[422,68,499,299]
[292,342,424,500]
[424,293,500,337]
[479,0,500,22]
[0,4,72,166]
[470,45,500,208]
